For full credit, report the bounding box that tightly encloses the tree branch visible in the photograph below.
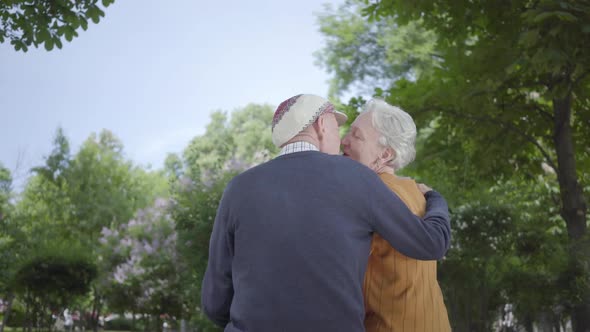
[531,104,554,123]
[415,106,559,173]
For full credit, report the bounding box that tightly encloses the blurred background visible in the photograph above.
[0,0,588,331]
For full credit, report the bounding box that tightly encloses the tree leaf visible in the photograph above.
[38,28,51,43]
[556,11,577,22]
[519,29,539,47]
[87,6,103,24]
[534,11,577,23]
[44,39,54,51]
[80,17,88,31]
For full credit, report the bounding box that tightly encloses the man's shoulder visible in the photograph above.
[224,157,285,187]
[278,152,379,178]
[303,152,375,171]
[328,155,384,182]
[251,151,365,168]
[332,154,372,169]
[228,152,377,185]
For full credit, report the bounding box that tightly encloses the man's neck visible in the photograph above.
[279,141,319,156]
[286,132,319,147]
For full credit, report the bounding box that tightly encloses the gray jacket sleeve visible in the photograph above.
[201,187,234,327]
[367,174,451,260]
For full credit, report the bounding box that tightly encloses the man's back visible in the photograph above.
[202,151,451,332]
[225,151,377,331]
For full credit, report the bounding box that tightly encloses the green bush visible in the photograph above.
[104,317,133,331]
[4,303,25,328]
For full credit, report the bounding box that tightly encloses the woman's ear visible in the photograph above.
[380,147,395,164]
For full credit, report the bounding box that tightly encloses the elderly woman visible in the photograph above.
[341,99,451,332]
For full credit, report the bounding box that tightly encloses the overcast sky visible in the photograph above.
[0,0,344,190]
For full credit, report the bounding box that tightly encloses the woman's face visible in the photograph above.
[341,112,387,170]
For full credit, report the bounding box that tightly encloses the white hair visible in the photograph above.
[363,99,417,170]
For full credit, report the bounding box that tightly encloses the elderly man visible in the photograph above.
[201,94,451,332]
[342,99,451,332]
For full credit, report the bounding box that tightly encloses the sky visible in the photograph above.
[0,0,344,190]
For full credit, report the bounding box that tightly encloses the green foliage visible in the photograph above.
[0,163,25,306]
[172,171,233,331]
[318,0,590,329]
[316,1,438,97]
[432,175,570,331]
[14,244,97,299]
[0,104,283,329]
[99,198,182,320]
[321,0,590,180]
[163,153,184,182]
[103,316,134,330]
[495,175,578,316]
[12,242,96,330]
[0,163,11,208]
[66,130,142,238]
[4,299,25,328]
[7,127,170,330]
[21,128,169,246]
[0,0,115,52]
[183,103,278,180]
[440,203,516,331]
[0,162,12,237]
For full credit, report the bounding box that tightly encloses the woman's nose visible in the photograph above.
[341,134,350,146]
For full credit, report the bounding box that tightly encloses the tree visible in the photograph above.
[172,171,231,332]
[494,174,574,331]
[0,0,115,52]
[12,128,169,331]
[66,130,169,331]
[163,153,183,182]
[183,103,278,181]
[0,164,10,210]
[315,1,438,97]
[439,203,516,331]
[365,1,590,329]
[0,163,19,332]
[100,198,181,332]
[317,0,589,330]
[13,244,96,332]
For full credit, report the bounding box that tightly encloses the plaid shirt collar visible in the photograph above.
[278,141,319,156]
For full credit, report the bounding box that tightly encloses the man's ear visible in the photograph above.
[314,115,325,139]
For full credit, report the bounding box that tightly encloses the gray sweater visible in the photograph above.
[202,151,451,332]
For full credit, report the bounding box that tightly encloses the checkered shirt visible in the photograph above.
[278,141,319,156]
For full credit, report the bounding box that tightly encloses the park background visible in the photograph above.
[0,0,589,331]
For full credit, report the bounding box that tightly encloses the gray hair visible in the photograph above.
[363,99,417,170]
